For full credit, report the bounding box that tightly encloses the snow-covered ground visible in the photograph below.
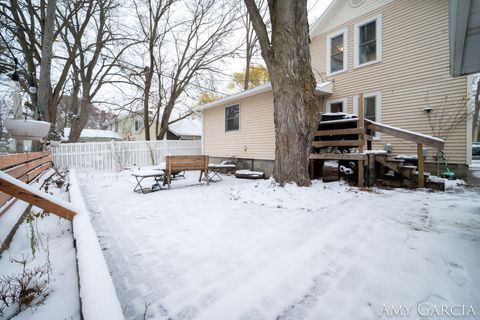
[80,171,480,320]
[0,173,80,320]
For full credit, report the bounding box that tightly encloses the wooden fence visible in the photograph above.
[51,140,202,172]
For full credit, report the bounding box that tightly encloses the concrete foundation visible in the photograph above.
[209,157,274,178]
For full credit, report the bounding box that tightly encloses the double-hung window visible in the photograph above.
[354,15,382,67]
[326,28,348,75]
[225,104,239,132]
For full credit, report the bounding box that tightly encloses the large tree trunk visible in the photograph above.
[37,0,57,124]
[156,100,175,140]
[244,0,319,186]
[143,66,153,140]
[68,98,91,142]
[472,79,480,141]
[244,50,251,90]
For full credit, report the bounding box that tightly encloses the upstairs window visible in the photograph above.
[134,120,140,131]
[225,104,239,132]
[359,21,376,64]
[326,28,348,75]
[354,15,382,67]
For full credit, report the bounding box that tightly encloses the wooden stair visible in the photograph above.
[309,93,447,190]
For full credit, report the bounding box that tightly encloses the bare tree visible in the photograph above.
[0,0,86,127]
[241,0,266,91]
[133,0,175,140]
[36,0,57,123]
[121,0,241,140]
[60,0,136,142]
[244,0,320,186]
[472,76,479,141]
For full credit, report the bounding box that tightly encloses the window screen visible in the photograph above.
[359,20,376,64]
[225,104,239,131]
[330,34,344,73]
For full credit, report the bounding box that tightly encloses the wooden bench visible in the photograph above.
[165,155,209,189]
[0,151,53,212]
[0,151,76,220]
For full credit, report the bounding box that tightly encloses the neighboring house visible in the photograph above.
[63,128,123,143]
[167,118,202,140]
[195,0,477,177]
[103,112,201,141]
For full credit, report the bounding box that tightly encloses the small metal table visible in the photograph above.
[205,164,236,182]
[132,170,165,193]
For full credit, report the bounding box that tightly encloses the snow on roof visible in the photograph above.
[64,128,123,140]
[168,118,202,137]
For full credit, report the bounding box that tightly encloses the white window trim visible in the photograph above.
[224,103,240,133]
[353,91,382,139]
[326,97,348,113]
[353,14,382,68]
[326,28,348,76]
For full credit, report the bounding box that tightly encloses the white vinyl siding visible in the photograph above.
[204,91,275,160]
[310,0,468,164]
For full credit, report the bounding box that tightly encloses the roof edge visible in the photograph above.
[194,83,272,111]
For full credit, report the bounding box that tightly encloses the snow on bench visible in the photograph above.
[0,169,55,253]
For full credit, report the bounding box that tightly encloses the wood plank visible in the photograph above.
[312,140,364,148]
[314,128,364,136]
[0,152,50,170]
[4,155,52,181]
[27,155,53,170]
[0,154,28,170]
[417,143,425,188]
[0,173,76,220]
[365,119,444,149]
[27,163,52,182]
[367,154,376,186]
[309,153,367,160]
[27,151,49,162]
[319,118,358,125]
[358,93,364,154]
[4,162,30,180]
[358,160,365,187]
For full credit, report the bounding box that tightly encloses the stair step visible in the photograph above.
[385,158,405,163]
[412,171,431,177]
[400,165,417,169]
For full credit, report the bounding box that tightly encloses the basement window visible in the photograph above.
[326,98,347,113]
[225,104,239,132]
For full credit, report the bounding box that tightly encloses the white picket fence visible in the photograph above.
[52,140,202,172]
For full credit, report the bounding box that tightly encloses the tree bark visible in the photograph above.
[68,98,91,143]
[143,66,153,140]
[244,0,320,186]
[472,78,480,141]
[37,0,57,124]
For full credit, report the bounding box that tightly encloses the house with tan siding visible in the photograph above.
[196,0,474,178]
